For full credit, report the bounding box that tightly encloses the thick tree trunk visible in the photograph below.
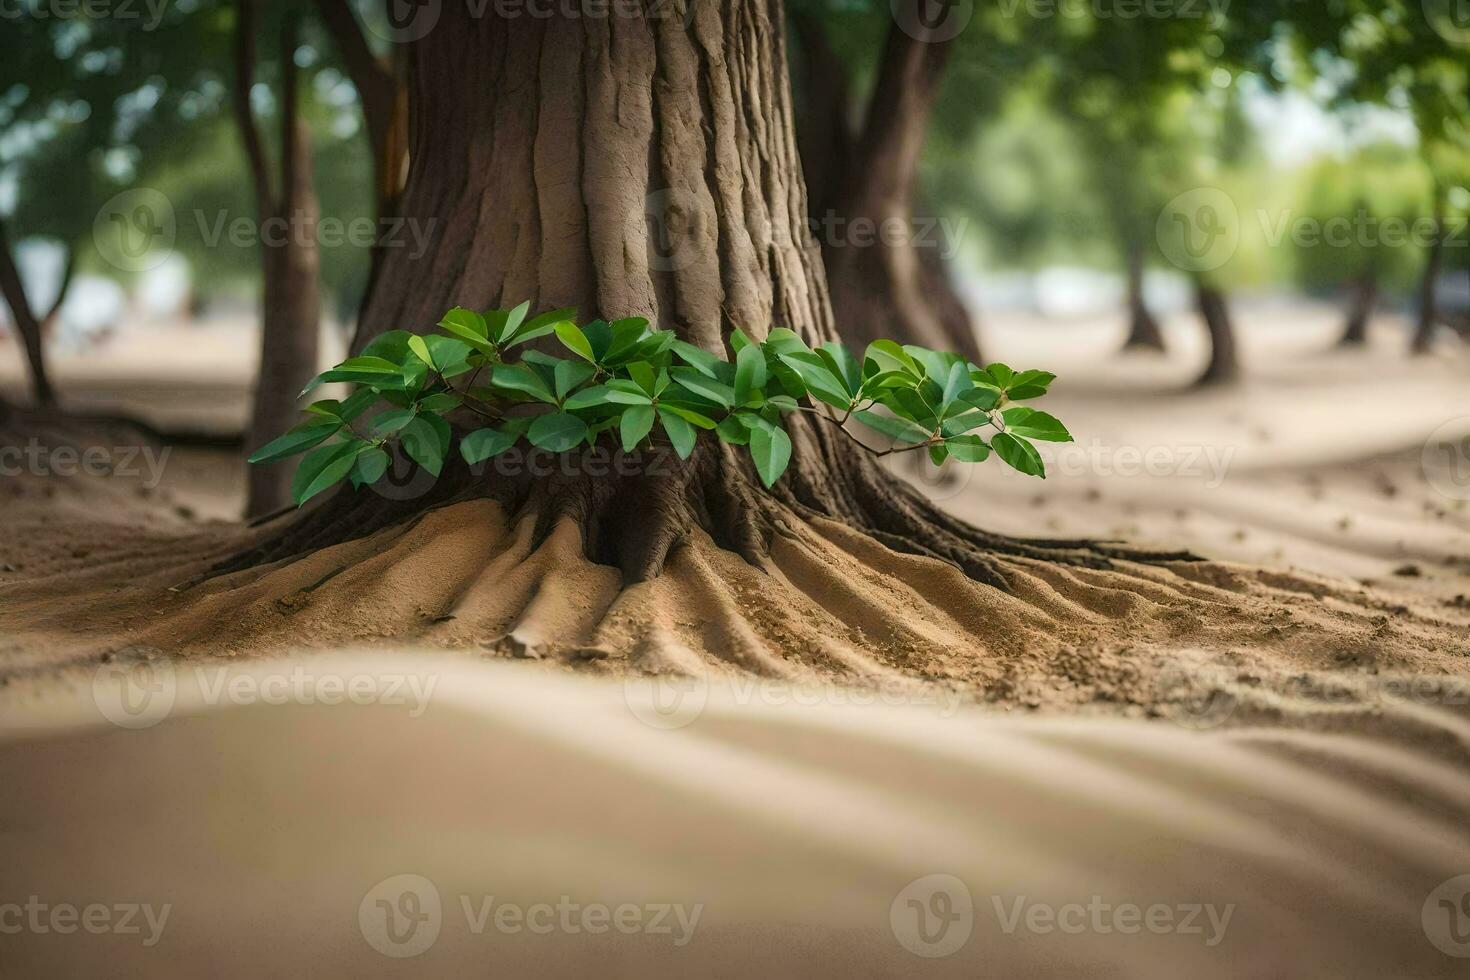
[1122,241,1166,352]
[1338,271,1376,348]
[793,5,981,364]
[1411,195,1444,356]
[237,5,323,517]
[0,219,55,407]
[221,1,1185,593]
[1193,279,1238,387]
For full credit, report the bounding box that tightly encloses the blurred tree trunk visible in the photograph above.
[314,0,409,332]
[1193,278,1238,387]
[1411,186,1445,356]
[39,246,76,341]
[1338,270,1376,348]
[0,219,56,407]
[792,5,981,363]
[1121,240,1166,351]
[236,3,322,517]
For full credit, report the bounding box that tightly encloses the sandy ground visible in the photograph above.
[2,303,1470,975]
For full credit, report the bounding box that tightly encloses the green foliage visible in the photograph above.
[249,305,1072,507]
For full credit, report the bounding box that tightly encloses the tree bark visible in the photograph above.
[1193,279,1238,387]
[0,218,56,407]
[1121,240,1165,351]
[237,4,323,517]
[1338,270,1376,348]
[793,5,981,364]
[1411,189,1445,356]
[220,1,1184,590]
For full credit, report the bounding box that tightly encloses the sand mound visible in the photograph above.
[2,655,1467,977]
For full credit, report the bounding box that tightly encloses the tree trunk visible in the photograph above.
[793,5,981,364]
[237,4,323,517]
[1337,270,1376,348]
[1121,241,1166,352]
[218,1,1185,604]
[1193,279,1238,387]
[0,219,56,407]
[1411,193,1445,356]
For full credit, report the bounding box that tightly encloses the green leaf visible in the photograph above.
[928,443,949,467]
[527,412,588,452]
[351,448,391,487]
[818,342,862,396]
[658,404,717,429]
[766,395,799,412]
[715,414,751,446]
[730,328,755,354]
[658,408,697,459]
[603,317,651,363]
[941,361,973,410]
[416,392,463,413]
[360,331,414,364]
[555,358,597,399]
[983,362,1016,388]
[1001,407,1073,442]
[460,425,521,464]
[292,440,366,506]
[762,328,809,357]
[778,352,850,409]
[304,399,344,420]
[407,335,435,368]
[992,432,1045,477]
[749,424,792,487]
[670,367,736,408]
[554,321,596,362]
[940,410,991,438]
[734,343,767,405]
[424,336,473,375]
[854,410,931,445]
[619,404,655,451]
[945,435,991,462]
[491,364,557,403]
[248,421,340,464]
[401,414,451,477]
[906,346,955,384]
[437,308,494,352]
[671,340,725,378]
[600,382,655,406]
[338,388,379,422]
[864,340,921,378]
[371,407,417,435]
[959,387,1001,411]
[626,361,657,395]
[499,301,531,344]
[506,306,574,347]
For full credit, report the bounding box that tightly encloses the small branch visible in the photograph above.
[42,245,76,324]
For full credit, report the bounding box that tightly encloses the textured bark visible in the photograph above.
[1338,271,1376,348]
[314,0,409,315]
[237,4,323,517]
[0,218,55,407]
[793,5,981,363]
[1121,241,1165,352]
[224,1,1187,588]
[1411,191,1445,356]
[1193,279,1238,388]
